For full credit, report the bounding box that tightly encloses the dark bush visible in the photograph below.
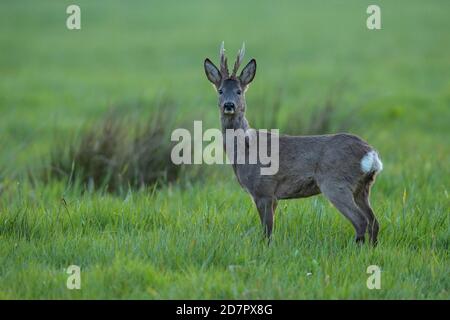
[249,89,357,135]
[45,101,186,193]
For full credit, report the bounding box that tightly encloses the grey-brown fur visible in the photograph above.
[204,43,382,245]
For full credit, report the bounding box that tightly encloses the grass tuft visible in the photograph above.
[41,101,187,194]
[250,90,356,135]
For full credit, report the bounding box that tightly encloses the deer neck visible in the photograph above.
[221,112,250,175]
[220,113,250,134]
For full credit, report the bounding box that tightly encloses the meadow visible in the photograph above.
[0,0,448,299]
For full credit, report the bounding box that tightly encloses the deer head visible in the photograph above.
[204,42,256,118]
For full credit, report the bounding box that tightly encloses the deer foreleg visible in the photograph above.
[254,197,276,240]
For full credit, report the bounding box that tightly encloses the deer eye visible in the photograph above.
[218,89,223,95]
[236,90,242,95]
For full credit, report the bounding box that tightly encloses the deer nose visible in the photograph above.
[223,102,235,114]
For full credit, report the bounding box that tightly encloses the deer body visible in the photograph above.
[205,43,382,245]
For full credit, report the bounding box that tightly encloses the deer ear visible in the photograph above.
[204,58,222,88]
[239,59,256,88]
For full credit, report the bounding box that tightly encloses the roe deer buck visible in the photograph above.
[204,42,383,245]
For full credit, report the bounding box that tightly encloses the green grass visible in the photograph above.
[0,0,449,299]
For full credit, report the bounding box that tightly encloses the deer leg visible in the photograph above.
[320,182,367,244]
[254,197,276,240]
[354,183,379,246]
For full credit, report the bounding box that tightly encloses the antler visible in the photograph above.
[231,42,245,77]
[219,41,229,78]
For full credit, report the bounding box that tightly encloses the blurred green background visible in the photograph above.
[1,0,448,173]
[0,0,448,299]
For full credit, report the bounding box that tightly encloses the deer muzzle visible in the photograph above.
[223,102,235,115]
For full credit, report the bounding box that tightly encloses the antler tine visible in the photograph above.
[232,42,245,77]
[219,41,229,77]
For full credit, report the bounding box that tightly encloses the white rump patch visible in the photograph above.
[361,150,383,173]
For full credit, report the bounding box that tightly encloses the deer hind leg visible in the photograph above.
[354,182,379,246]
[319,181,367,244]
[254,197,276,241]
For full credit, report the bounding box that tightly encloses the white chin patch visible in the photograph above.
[223,110,235,115]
